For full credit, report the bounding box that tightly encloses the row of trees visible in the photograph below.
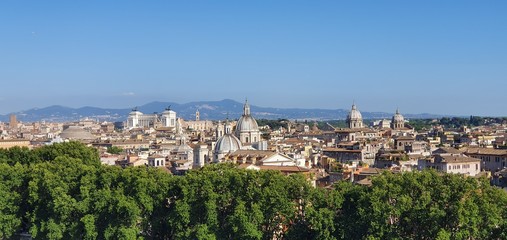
[256,119,290,130]
[258,116,507,133]
[1,142,507,239]
[408,116,507,131]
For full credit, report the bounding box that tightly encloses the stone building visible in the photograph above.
[126,107,177,129]
[418,147,481,176]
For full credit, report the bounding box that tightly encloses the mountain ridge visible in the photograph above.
[0,99,445,122]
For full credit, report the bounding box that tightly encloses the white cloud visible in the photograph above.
[122,92,135,96]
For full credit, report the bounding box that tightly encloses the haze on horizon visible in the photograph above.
[1,1,506,116]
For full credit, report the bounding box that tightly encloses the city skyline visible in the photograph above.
[1,1,507,116]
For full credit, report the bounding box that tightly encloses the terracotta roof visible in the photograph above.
[465,148,507,156]
[238,163,255,169]
[156,127,175,131]
[433,147,462,155]
[395,136,415,140]
[227,150,277,158]
[357,167,384,175]
[323,148,362,153]
[281,138,305,144]
[159,167,173,174]
[440,155,480,163]
[355,178,372,186]
[336,142,357,146]
[394,127,412,131]
[335,129,361,133]
[0,139,30,142]
[259,165,310,172]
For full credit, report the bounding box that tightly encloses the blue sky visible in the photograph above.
[1,1,506,116]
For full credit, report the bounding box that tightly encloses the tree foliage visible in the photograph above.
[106,146,123,155]
[334,170,507,239]
[1,142,507,239]
[408,116,507,131]
[256,119,289,130]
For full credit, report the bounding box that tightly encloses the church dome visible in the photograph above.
[347,104,362,120]
[236,99,259,132]
[215,134,242,154]
[173,143,193,153]
[392,109,404,123]
[60,126,96,140]
[236,115,259,132]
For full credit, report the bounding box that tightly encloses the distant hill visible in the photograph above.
[0,99,444,122]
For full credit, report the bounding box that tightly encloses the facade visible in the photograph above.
[193,144,209,168]
[464,148,507,172]
[92,139,150,150]
[374,149,418,170]
[235,100,262,144]
[323,148,365,164]
[226,150,296,166]
[394,136,415,151]
[419,155,481,176]
[379,119,391,129]
[148,155,166,167]
[0,139,30,149]
[170,119,194,162]
[126,107,177,129]
[335,129,361,142]
[418,148,481,176]
[183,110,213,132]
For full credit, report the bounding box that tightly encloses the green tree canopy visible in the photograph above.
[1,144,507,239]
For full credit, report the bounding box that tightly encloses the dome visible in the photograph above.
[347,104,362,120]
[173,143,193,153]
[236,115,259,132]
[215,134,242,154]
[60,126,96,140]
[235,99,259,132]
[392,109,404,123]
